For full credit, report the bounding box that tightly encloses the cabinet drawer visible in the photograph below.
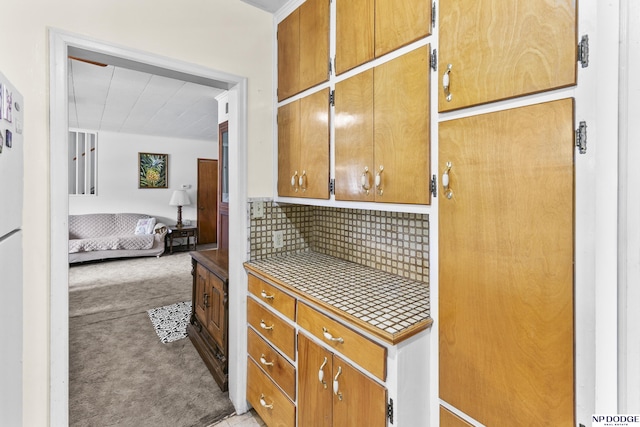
[247,357,296,427]
[247,328,296,400]
[174,230,194,237]
[247,297,296,360]
[248,274,296,321]
[297,302,386,381]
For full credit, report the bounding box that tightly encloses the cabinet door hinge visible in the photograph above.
[575,121,587,154]
[431,174,437,197]
[432,2,436,28]
[329,58,333,76]
[388,398,394,424]
[578,35,589,68]
[329,90,335,107]
[430,49,438,72]
[329,178,335,195]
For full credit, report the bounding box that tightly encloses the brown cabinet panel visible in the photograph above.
[247,358,296,427]
[247,297,296,360]
[298,333,333,427]
[439,99,575,425]
[440,406,473,427]
[248,274,297,321]
[248,328,296,400]
[277,9,300,102]
[299,88,330,199]
[438,0,577,111]
[277,100,301,198]
[335,0,374,75]
[205,273,226,351]
[332,354,387,427]
[334,69,375,201]
[375,0,432,58]
[299,0,330,91]
[194,264,208,326]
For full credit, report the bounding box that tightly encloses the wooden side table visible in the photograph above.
[167,225,198,254]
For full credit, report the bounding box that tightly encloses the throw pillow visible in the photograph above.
[134,217,156,235]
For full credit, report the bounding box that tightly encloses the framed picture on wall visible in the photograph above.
[138,152,168,188]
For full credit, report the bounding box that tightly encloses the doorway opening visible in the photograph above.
[50,30,249,425]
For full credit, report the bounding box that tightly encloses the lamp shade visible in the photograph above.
[169,190,191,206]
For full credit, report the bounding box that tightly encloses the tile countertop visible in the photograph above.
[244,251,432,345]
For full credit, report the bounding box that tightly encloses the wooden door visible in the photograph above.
[375,0,432,58]
[298,333,332,427]
[334,69,374,201]
[335,0,374,75]
[217,121,229,250]
[439,99,575,425]
[277,9,299,101]
[194,263,208,325]
[299,0,329,92]
[438,0,577,112]
[332,354,387,427]
[277,100,301,197]
[197,158,217,245]
[205,273,226,352]
[299,88,330,199]
[374,45,431,204]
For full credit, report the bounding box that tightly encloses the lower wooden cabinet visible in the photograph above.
[187,250,229,391]
[298,333,387,427]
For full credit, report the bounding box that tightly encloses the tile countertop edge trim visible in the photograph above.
[243,262,433,346]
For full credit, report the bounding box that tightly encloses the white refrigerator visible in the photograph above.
[0,71,24,426]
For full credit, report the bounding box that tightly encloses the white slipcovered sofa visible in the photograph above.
[69,213,167,263]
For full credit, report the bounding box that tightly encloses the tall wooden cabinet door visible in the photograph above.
[277,100,300,197]
[335,0,374,75]
[439,99,575,426]
[205,273,227,352]
[375,0,432,58]
[299,89,330,199]
[299,0,330,92]
[334,69,374,201]
[332,354,387,427]
[298,334,332,427]
[374,45,431,204]
[194,263,208,324]
[438,0,577,112]
[277,9,299,102]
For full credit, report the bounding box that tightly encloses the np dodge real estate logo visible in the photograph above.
[592,415,640,426]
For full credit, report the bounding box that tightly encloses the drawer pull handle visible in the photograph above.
[203,293,209,308]
[318,356,328,389]
[260,290,275,300]
[259,393,274,410]
[260,320,274,331]
[375,165,384,196]
[322,327,344,344]
[333,366,343,400]
[259,354,274,367]
[361,166,371,194]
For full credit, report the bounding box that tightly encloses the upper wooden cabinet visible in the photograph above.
[335,46,431,204]
[336,0,432,75]
[438,0,577,112]
[277,0,330,101]
[278,88,330,199]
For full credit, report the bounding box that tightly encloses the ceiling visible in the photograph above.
[67,0,289,141]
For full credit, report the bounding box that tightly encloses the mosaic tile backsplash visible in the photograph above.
[247,200,429,283]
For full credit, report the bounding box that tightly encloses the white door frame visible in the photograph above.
[49,29,249,425]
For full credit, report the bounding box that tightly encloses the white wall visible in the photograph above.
[69,131,216,225]
[0,1,273,425]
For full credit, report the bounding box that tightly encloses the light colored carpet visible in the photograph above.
[69,253,235,427]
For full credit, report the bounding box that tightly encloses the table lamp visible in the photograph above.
[169,190,191,228]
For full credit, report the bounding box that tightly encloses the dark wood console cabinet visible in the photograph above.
[188,250,229,391]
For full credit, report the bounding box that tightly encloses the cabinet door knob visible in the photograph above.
[442,161,453,199]
[443,63,453,102]
[259,393,274,410]
[322,327,344,344]
[260,290,275,300]
[260,320,274,331]
[203,293,209,308]
[318,356,328,389]
[361,166,371,194]
[375,165,384,196]
[259,354,274,367]
[333,366,343,400]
